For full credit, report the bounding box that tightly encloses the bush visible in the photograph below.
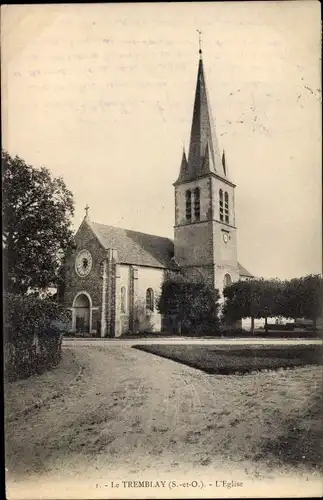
[157,271,221,335]
[219,327,249,337]
[4,293,70,381]
[266,324,293,331]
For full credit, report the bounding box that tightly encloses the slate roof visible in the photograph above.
[88,220,176,269]
[87,220,253,277]
[238,263,254,278]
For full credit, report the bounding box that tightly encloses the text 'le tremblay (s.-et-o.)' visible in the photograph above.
[95,479,244,490]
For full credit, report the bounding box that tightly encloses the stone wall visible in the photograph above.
[62,219,106,335]
[174,221,215,267]
[115,264,131,336]
[135,267,165,332]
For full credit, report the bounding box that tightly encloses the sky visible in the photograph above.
[2,1,322,280]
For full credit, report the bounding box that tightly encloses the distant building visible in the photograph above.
[61,48,253,337]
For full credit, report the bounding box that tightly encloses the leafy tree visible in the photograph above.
[222,280,252,322]
[2,150,74,295]
[252,278,283,331]
[278,275,323,329]
[224,275,322,333]
[157,271,220,335]
[300,275,323,329]
[223,278,283,333]
[276,278,302,320]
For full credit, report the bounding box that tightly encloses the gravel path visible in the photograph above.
[5,346,322,499]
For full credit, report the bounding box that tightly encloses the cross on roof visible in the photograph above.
[85,204,90,218]
[197,29,202,54]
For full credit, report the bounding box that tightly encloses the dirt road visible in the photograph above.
[5,346,322,498]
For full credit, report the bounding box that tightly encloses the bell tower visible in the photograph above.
[173,46,240,293]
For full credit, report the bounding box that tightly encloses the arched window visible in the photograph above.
[224,274,232,288]
[219,189,224,221]
[224,192,229,223]
[146,288,154,312]
[120,286,127,313]
[74,293,90,308]
[185,190,192,221]
[194,187,200,220]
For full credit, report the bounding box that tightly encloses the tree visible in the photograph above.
[278,275,323,330]
[223,278,283,333]
[157,271,221,335]
[2,150,75,295]
[300,275,323,330]
[222,280,252,322]
[252,278,283,332]
[224,276,322,334]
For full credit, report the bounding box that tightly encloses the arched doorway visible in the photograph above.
[74,293,91,335]
[224,273,232,288]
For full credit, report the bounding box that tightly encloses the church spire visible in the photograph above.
[222,149,227,176]
[174,43,226,185]
[174,146,188,184]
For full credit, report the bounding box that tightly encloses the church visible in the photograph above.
[62,48,253,337]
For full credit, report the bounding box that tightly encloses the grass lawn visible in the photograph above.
[133,344,323,374]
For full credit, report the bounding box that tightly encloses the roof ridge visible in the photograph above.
[84,221,252,276]
[89,220,173,242]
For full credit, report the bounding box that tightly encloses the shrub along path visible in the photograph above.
[5,345,322,499]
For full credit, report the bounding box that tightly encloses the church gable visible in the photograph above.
[63,219,106,311]
[74,218,104,250]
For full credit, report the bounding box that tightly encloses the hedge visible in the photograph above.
[4,293,70,382]
[134,344,323,375]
